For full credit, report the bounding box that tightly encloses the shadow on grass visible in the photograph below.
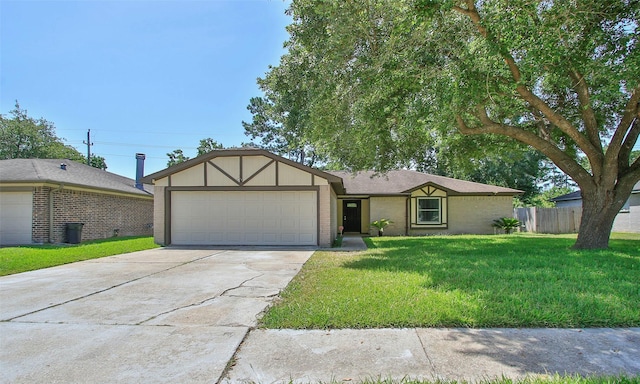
[6,236,151,250]
[342,235,640,327]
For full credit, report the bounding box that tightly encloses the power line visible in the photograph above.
[98,153,167,160]
[56,128,225,136]
[65,140,199,150]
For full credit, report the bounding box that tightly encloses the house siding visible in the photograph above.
[32,186,153,243]
[445,196,513,234]
[154,186,166,245]
[369,196,406,236]
[613,193,639,233]
[554,193,639,233]
[330,188,337,242]
[406,195,512,235]
[318,185,333,247]
[32,187,49,242]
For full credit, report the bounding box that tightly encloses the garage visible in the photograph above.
[142,149,343,247]
[171,190,317,246]
[0,191,33,245]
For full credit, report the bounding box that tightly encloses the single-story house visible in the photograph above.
[0,157,154,245]
[551,182,640,233]
[141,149,522,247]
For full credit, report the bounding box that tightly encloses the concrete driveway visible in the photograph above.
[0,247,313,383]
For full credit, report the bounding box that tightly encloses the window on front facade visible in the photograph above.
[417,197,441,224]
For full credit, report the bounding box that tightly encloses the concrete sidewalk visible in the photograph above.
[225,328,640,383]
[339,235,368,251]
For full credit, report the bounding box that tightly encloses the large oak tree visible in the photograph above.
[257,0,639,249]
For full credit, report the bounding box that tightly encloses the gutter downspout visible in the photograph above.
[49,184,63,243]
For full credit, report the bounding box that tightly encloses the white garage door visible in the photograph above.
[0,191,33,245]
[171,191,317,245]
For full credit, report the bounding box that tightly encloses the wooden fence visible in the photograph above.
[514,207,582,234]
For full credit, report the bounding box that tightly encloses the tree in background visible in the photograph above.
[253,0,638,249]
[89,154,108,170]
[166,138,224,167]
[242,49,325,167]
[166,149,190,167]
[0,102,108,170]
[0,102,84,161]
[196,138,224,155]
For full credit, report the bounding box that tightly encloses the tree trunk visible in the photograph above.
[572,187,625,250]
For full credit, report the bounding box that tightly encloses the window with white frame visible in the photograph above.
[417,197,441,224]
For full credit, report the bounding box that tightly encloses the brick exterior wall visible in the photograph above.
[366,195,514,236]
[318,185,332,247]
[423,195,513,235]
[153,186,166,245]
[369,196,408,236]
[32,186,153,243]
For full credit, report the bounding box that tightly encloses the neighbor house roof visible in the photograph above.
[551,181,640,202]
[0,159,153,197]
[327,170,523,196]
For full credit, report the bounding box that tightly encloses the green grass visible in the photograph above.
[261,233,640,329]
[323,375,639,384]
[348,376,639,384]
[0,236,159,276]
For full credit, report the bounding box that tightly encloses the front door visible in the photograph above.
[343,200,361,233]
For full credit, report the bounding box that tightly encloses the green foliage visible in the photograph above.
[242,58,325,167]
[260,234,640,329]
[166,148,189,167]
[517,186,576,208]
[196,138,223,156]
[0,236,159,276]
[492,217,520,234]
[89,154,108,170]
[370,218,394,234]
[0,101,84,161]
[0,102,110,170]
[167,137,224,167]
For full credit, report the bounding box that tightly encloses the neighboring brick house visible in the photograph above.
[141,149,522,247]
[0,158,153,245]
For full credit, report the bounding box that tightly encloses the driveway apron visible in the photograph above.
[0,247,313,383]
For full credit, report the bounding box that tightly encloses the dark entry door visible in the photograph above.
[343,200,361,233]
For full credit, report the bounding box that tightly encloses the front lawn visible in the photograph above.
[261,233,640,329]
[0,236,159,276]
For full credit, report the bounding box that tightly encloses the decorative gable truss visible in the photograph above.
[409,185,448,229]
[153,155,328,188]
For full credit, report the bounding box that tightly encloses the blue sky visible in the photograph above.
[1,0,291,179]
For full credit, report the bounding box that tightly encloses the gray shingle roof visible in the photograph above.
[0,159,152,196]
[327,170,522,195]
[551,181,640,202]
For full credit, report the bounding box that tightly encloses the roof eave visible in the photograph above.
[141,149,344,185]
[402,181,523,196]
[0,180,153,198]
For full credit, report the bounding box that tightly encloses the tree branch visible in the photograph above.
[454,0,603,173]
[608,83,640,167]
[568,69,602,150]
[455,113,593,187]
[619,118,639,173]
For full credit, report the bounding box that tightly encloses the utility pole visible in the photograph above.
[83,129,93,165]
